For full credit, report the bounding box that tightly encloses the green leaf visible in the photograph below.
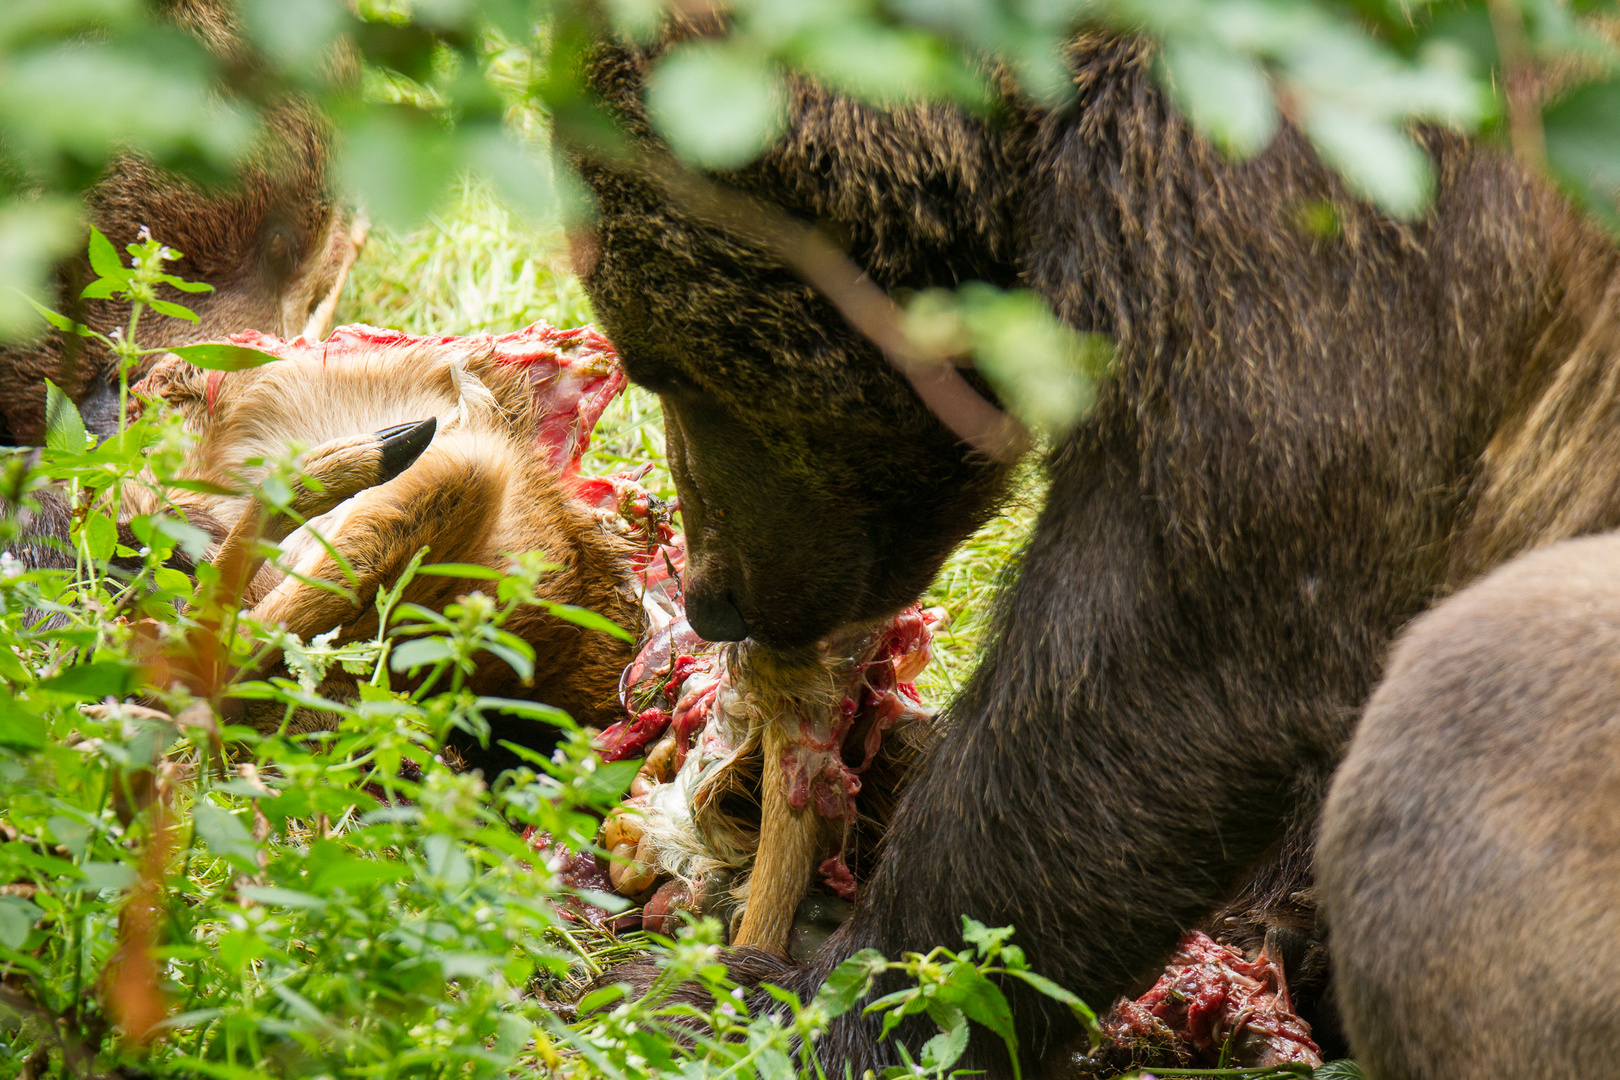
[422,833,472,886]
[79,277,120,300]
[542,602,634,642]
[167,1057,275,1080]
[646,41,787,170]
[84,510,117,562]
[47,815,91,856]
[416,562,503,580]
[919,1004,969,1071]
[158,273,214,293]
[816,948,888,1016]
[575,984,625,1016]
[165,343,279,371]
[1161,42,1277,158]
[0,896,43,950]
[238,885,327,910]
[1002,968,1100,1033]
[78,860,137,892]
[338,108,461,228]
[147,298,199,322]
[482,639,534,681]
[153,567,194,598]
[310,856,409,893]
[906,284,1105,436]
[166,478,240,496]
[1546,77,1620,208]
[475,697,574,728]
[934,963,1019,1068]
[0,197,83,342]
[1304,103,1433,219]
[191,802,260,870]
[389,636,456,672]
[0,696,45,751]
[271,983,328,1024]
[39,660,137,700]
[43,379,88,453]
[0,646,27,685]
[493,1013,532,1058]
[151,515,213,560]
[1314,1061,1367,1079]
[20,294,92,336]
[961,916,1016,958]
[86,225,128,282]
[576,758,641,803]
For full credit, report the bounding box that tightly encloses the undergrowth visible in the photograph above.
[0,206,1351,1080]
[0,227,1106,1080]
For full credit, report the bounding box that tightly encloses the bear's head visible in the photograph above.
[571,32,1032,650]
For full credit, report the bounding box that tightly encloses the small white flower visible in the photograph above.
[137,225,152,242]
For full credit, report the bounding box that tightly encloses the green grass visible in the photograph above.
[332,180,1040,701]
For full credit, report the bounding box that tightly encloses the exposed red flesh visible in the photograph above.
[224,321,626,474]
[1103,930,1322,1069]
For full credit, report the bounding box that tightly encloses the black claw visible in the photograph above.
[376,417,436,481]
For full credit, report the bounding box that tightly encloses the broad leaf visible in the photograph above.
[86,225,127,282]
[646,40,787,170]
[1161,41,1277,157]
[166,343,278,371]
[237,886,327,910]
[1546,77,1620,211]
[147,297,199,322]
[1003,968,1101,1034]
[43,379,88,453]
[817,948,888,1016]
[389,636,456,672]
[38,660,137,700]
[21,295,92,335]
[158,273,214,293]
[918,1004,969,1071]
[0,696,45,751]
[935,963,1019,1070]
[542,601,634,642]
[191,802,260,870]
[0,897,43,950]
[84,510,117,562]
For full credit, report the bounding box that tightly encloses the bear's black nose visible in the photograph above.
[686,587,749,642]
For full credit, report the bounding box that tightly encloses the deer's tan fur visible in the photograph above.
[136,341,639,755]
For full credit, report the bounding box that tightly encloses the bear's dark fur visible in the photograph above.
[573,29,1620,1076]
[1319,529,1620,1080]
[0,2,354,444]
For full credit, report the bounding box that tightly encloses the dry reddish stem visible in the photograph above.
[104,804,179,1046]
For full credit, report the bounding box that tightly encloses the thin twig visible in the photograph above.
[563,128,1032,463]
[1487,0,1548,173]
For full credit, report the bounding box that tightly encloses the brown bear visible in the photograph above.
[569,26,1620,1077]
[1318,529,1620,1080]
[0,2,358,444]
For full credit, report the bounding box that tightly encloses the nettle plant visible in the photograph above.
[0,234,1102,1080]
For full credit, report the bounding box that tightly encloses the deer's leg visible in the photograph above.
[243,437,505,644]
[215,418,438,599]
